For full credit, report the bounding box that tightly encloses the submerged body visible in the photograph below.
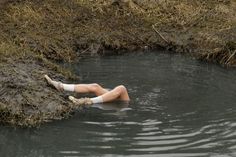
[44,75,130,105]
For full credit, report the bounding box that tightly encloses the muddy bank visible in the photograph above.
[0,0,236,126]
[0,56,82,126]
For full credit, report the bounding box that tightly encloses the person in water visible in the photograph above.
[44,75,130,105]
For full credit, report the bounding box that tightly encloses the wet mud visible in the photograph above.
[0,57,82,126]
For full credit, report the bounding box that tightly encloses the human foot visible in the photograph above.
[44,75,63,91]
[68,96,93,106]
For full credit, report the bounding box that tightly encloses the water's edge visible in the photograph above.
[1,52,236,156]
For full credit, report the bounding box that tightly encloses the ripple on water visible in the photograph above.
[1,52,236,157]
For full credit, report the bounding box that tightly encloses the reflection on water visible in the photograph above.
[91,101,131,112]
[1,51,236,157]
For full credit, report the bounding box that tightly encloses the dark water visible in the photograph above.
[1,52,236,157]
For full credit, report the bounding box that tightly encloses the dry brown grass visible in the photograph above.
[1,0,234,65]
[1,1,78,61]
[0,0,236,67]
[134,0,236,66]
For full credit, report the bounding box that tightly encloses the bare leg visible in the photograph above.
[69,85,130,105]
[100,85,130,102]
[45,75,130,105]
[74,83,109,96]
[44,75,108,96]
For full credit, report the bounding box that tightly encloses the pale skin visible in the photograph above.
[44,74,130,103]
[73,83,130,102]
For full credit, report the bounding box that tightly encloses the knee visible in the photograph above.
[116,85,127,93]
[112,85,127,97]
[89,83,101,91]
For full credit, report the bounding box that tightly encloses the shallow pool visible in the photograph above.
[1,51,236,157]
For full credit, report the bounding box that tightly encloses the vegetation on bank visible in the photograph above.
[1,0,235,65]
[0,0,236,126]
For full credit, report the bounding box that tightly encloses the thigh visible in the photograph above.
[74,84,109,95]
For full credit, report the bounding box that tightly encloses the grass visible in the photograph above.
[0,0,235,66]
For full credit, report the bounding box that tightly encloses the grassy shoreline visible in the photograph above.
[0,0,236,126]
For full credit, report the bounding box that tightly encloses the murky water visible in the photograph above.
[1,52,236,157]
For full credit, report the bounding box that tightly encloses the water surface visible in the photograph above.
[1,52,236,157]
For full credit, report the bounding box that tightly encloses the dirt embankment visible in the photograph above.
[0,57,79,126]
[0,0,236,126]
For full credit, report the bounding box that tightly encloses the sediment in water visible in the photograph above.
[0,0,236,126]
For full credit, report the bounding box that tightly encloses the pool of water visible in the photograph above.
[1,51,236,157]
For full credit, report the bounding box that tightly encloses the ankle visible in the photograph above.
[91,96,103,104]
